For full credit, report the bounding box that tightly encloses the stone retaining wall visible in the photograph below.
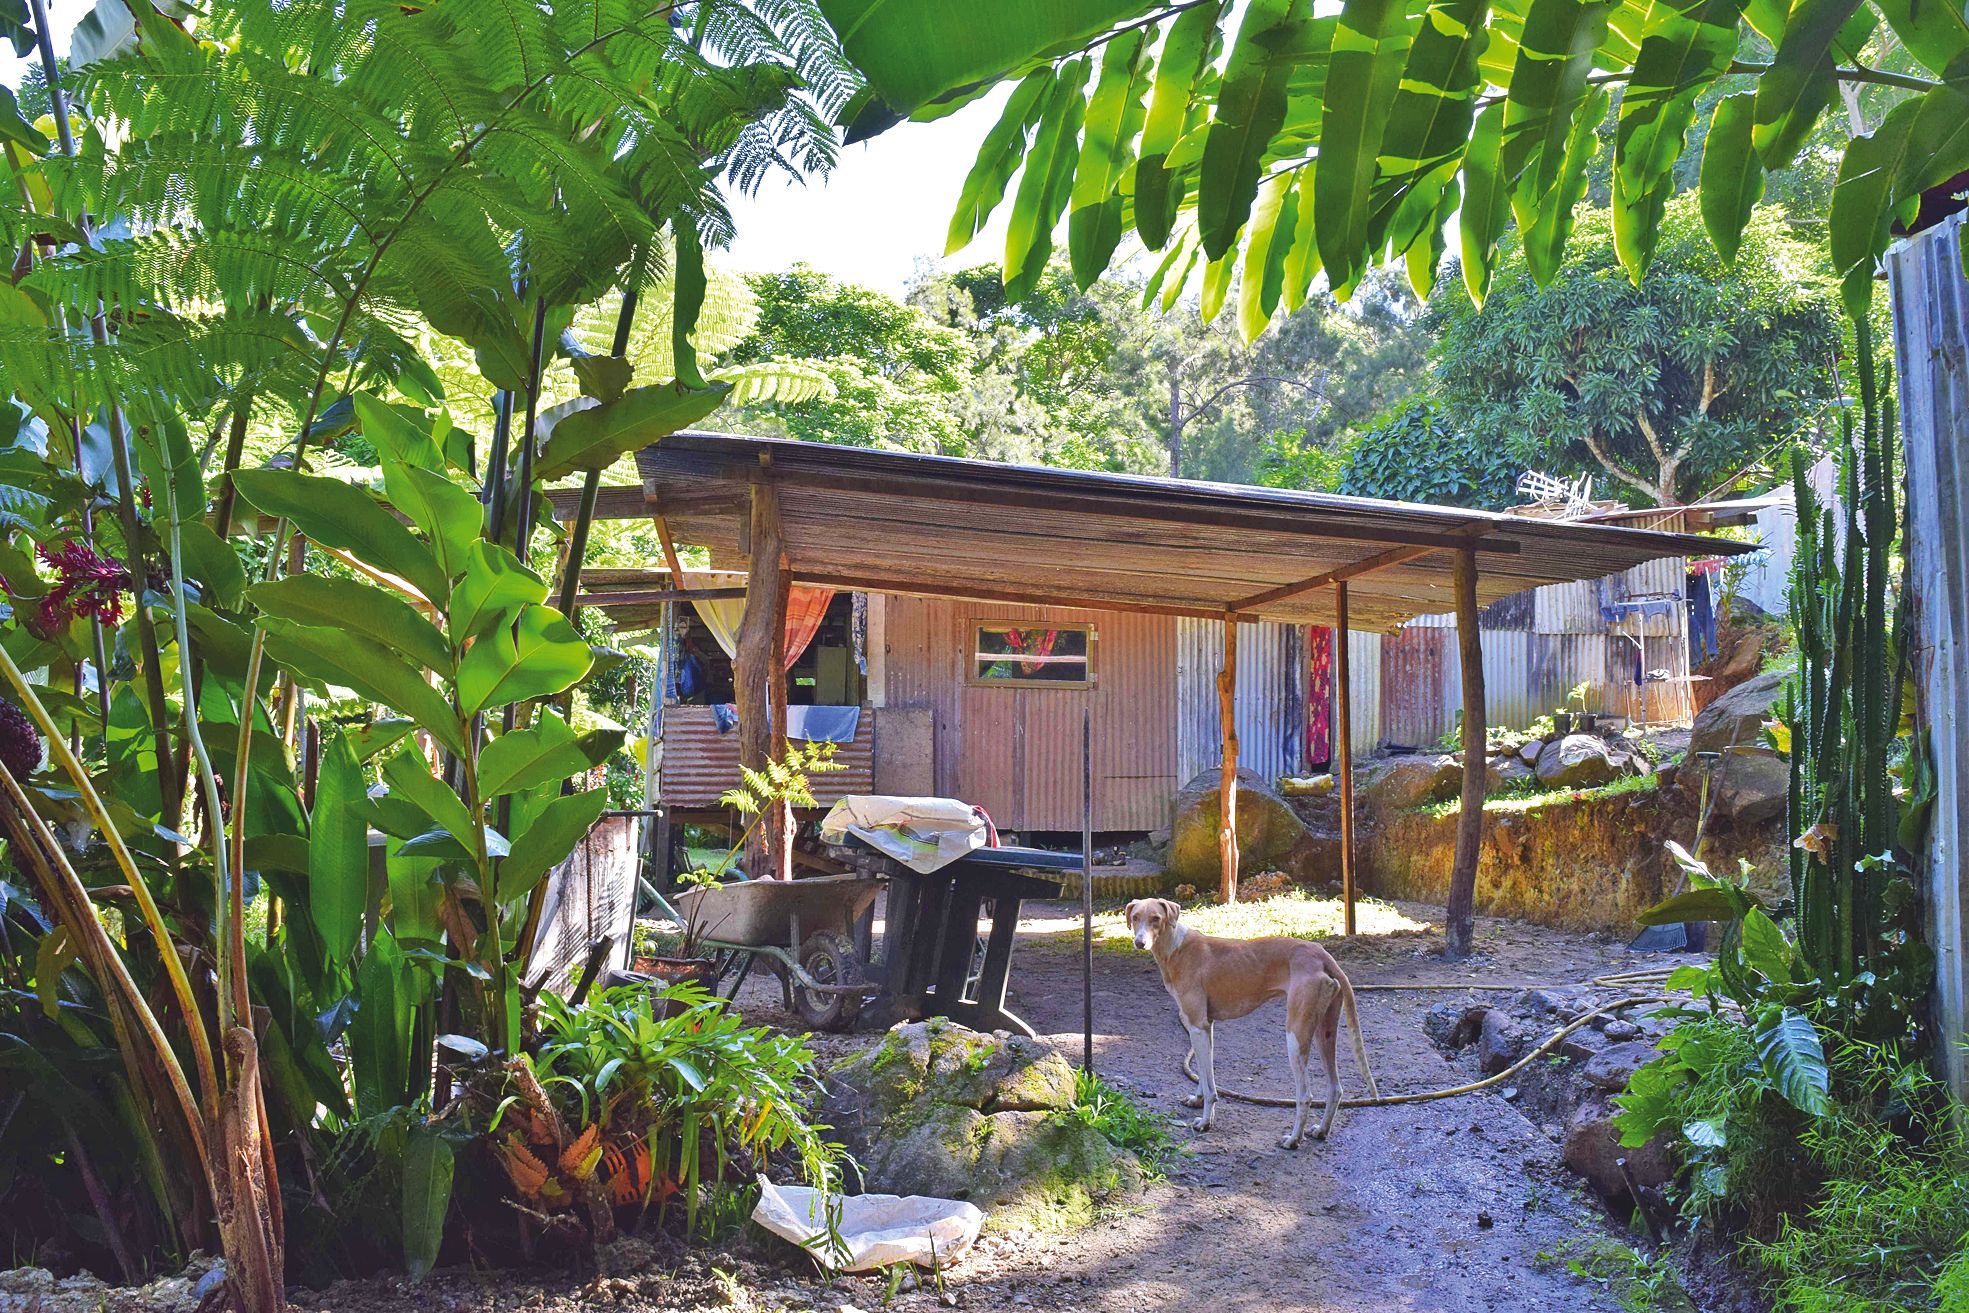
[1358,778,1786,934]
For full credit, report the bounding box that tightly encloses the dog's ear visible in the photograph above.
[1160,898,1182,921]
[1122,899,1139,922]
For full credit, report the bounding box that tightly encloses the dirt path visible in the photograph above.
[914,897,1663,1313]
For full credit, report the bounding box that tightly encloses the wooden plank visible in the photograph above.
[1335,584,1356,937]
[1446,548,1485,957]
[1890,218,1969,1097]
[736,482,788,880]
[1231,544,1442,613]
[872,706,935,795]
[1219,613,1239,904]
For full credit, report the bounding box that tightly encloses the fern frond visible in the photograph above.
[710,360,834,406]
[26,229,363,318]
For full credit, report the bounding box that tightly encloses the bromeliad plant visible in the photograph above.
[494,981,838,1242]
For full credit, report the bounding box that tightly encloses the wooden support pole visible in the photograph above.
[736,480,788,879]
[1446,547,1485,957]
[1335,583,1356,937]
[768,565,792,881]
[1218,613,1240,905]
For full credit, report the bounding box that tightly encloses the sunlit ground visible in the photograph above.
[636,889,1434,961]
[1019,890,1435,949]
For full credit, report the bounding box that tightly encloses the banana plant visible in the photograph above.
[230,396,620,1057]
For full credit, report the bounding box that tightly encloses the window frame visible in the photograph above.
[965,619,1098,690]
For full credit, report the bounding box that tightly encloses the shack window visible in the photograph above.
[970,622,1094,688]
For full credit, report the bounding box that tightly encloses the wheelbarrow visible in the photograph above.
[648,874,882,1031]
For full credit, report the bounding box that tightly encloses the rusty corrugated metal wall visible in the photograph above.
[656,704,876,806]
[877,597,1179,833]
[1175,618,1308,787]
[1370,554,1694,745]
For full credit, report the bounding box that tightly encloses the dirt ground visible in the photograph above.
[288,897,1695,1313]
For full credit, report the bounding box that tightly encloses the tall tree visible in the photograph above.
[1428,198,1842,506]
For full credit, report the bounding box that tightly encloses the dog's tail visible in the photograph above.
[1340,974,1379,1099]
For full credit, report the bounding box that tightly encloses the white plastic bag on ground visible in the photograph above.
[751,1176,985,1272]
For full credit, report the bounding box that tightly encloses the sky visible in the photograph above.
[6,6,1009,297]
[725,87,1017,295]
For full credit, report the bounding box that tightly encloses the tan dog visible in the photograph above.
[1125,898,1378,1148]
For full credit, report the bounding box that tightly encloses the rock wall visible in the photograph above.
[1358,774,1786,933]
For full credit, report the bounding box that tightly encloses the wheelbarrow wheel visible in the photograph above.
[793,930,865,1032]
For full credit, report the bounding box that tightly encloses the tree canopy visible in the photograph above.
[1426,196,1843,505]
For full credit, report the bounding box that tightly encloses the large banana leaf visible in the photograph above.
[1315,0,1418,297]
[532,382,728,483]
[308,732,369,966]
[819,0,1163,137]
[230,469,449,605]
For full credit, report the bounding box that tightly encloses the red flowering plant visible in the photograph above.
[34,539,131,631]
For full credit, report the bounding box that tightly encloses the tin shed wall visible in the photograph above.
[877,597,1179,833]
[1175,618,1308,787]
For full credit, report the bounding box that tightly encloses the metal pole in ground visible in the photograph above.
[1082,705,1095,1075]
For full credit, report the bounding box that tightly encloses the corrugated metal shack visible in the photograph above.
[582,517,1751,838]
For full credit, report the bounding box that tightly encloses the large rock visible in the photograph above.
[1534,734,1619,789]
[1581,1040,1660,1093]
[1689,668,1785,757]
[1167,768,1324,884]
[827,1020,1141,1219]
[1563,1095,1673,1203]
[1488,755,1536,789]
[1709,749,1789,824]
[1357,754,1463,811]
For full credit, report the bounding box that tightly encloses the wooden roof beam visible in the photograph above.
[789,568,1235,621]
[1227,543,1442,614]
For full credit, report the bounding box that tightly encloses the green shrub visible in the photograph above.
[1752,1044,1969,1312]
[1059,1070,1180,1180]
[1614,1015,1815,1231]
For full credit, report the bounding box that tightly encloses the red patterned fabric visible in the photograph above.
[1307,626,1334,767]
[781,586,834,671]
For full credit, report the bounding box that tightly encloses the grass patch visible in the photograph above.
[1750,1047,1969,1312]
[1058,1069,1182,1181]
[1023,890,1435,951]
[1409,769,1662,818]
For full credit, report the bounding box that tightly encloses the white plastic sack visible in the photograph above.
[818,795,990,873]
[750,1176,985,1273]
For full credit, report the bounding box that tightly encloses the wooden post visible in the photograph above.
[1446,547,1486,956]
[768,567,792,881]
[1335,584,1356,937]
[736,480,788,879]
[1218,613,1239,904]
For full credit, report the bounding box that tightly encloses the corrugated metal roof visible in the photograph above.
[625,432,1752,632]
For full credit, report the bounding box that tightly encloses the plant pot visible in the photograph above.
[1553,711,1574,736]
[1579,713,1600,733]
[636,955,716,1016]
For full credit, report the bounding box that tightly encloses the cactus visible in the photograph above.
[1784,320,1922,1033]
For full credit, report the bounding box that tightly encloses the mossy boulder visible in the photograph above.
[826,1019,1141,1227]
[1167,768,1326,884]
